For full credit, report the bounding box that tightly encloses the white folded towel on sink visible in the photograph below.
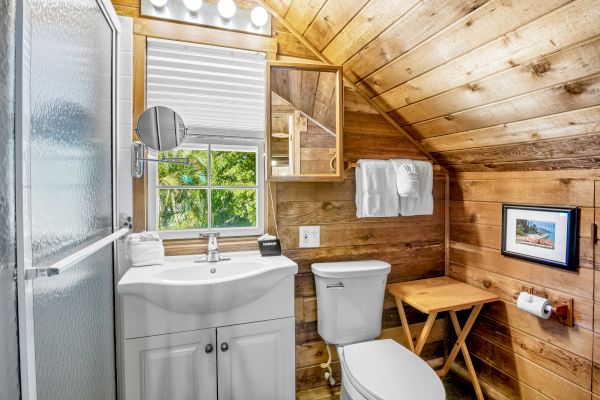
[126,231,165,267]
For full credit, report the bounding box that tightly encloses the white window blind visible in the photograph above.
[146,38,266,140]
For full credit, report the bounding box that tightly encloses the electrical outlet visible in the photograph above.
[299,226,320,248]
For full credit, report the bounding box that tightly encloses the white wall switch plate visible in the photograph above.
[299,226,320,248]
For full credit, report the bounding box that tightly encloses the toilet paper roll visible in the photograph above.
[517,292,552,319]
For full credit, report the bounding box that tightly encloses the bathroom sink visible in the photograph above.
[117,251,298,314]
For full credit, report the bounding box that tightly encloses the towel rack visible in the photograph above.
[25,227,130,280]
[344,160,444,172]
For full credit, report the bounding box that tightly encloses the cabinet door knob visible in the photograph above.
[205,344,213,353]
[221,342,229,352]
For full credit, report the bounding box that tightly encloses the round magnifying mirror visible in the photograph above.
[136,106,187,151]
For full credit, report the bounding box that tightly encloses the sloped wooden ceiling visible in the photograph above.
[263,0,600,172]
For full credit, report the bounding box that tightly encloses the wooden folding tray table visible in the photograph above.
[387,276,499,400]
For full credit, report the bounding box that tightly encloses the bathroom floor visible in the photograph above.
[297,372,477,400]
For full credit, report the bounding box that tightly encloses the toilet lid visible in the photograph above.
[342,339,445,400]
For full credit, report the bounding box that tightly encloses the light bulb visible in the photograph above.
[150,0,168,8]
[217,0,236,19]
[183,0,202,11]
[250,6,268,27]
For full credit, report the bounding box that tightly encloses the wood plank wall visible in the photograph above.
[280,87,447,396]
[449,170,600,400]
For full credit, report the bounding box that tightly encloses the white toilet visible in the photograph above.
[312,260,446,400]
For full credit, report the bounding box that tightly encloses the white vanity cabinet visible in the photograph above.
[124,317,295,400]
[118,252,298,400]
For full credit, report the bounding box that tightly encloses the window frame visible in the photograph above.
[147,136,264,239]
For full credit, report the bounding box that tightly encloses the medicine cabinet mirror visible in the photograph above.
[266,62,344,182]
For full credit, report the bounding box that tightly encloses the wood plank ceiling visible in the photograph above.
[263,0,600,172]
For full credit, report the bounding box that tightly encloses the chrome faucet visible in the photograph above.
[194,233,230,263]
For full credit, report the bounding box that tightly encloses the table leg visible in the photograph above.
[395,298,415,352]
[414,312,438,356]
[449,310,484,400]
[438,304,482,378]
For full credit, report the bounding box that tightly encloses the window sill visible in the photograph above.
[163,236,259,256]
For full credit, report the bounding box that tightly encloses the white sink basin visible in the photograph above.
[118,251,298,314]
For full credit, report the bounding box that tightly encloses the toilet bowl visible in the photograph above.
[311,260,445,400]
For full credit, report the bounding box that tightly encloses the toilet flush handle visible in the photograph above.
[327,282,344,289]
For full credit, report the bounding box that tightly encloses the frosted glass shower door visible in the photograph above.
[16,1,123,400]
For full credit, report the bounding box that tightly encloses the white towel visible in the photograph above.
[355,160,399,218]
[392,160,434,216]
[391,160,420,197]
[126,231,165,267]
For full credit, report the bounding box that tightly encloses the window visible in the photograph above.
[145,38,266,238]
[149,143,263,238]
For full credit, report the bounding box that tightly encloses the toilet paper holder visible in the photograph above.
[512,286,574,327]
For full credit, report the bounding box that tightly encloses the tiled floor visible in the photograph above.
[297,371,477,400]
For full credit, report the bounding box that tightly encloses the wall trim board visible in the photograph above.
[132,16,277,53]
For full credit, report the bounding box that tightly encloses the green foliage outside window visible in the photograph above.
[157,148,257,231]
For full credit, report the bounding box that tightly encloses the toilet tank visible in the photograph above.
[311,260,391,345]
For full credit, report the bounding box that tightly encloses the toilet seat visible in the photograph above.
[339,339,445,400]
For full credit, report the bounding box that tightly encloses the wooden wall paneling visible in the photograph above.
[467,333,590,400]
[449,172,597,399]
[356,0,571,97]
[445,157,600,173]
[451,177,594,206]
[471,316,593,389]
[320,0,421,65]
[284,0,328,34]
[450,242,594,298]
[343,0,488,83]
[420,105,600,153]
[434,132,600,170]
[267,0,293,16]
[594,180,600,395]
[408,73,600,140]
[112,3,140,18]
[302,0,369,51]
[449,262,593,330]
[396,36,600,126]
[132,34,147,232]
[272,19,321,60]
[376,0,600,113]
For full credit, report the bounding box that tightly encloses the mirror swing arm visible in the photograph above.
[131,141,190,179]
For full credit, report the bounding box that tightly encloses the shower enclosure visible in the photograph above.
[0,0,125,399]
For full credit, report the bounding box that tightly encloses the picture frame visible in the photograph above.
[501,204,579,271]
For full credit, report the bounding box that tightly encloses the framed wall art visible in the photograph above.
[501,204,579,271]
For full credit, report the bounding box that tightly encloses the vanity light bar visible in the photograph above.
[141,0,271,36]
